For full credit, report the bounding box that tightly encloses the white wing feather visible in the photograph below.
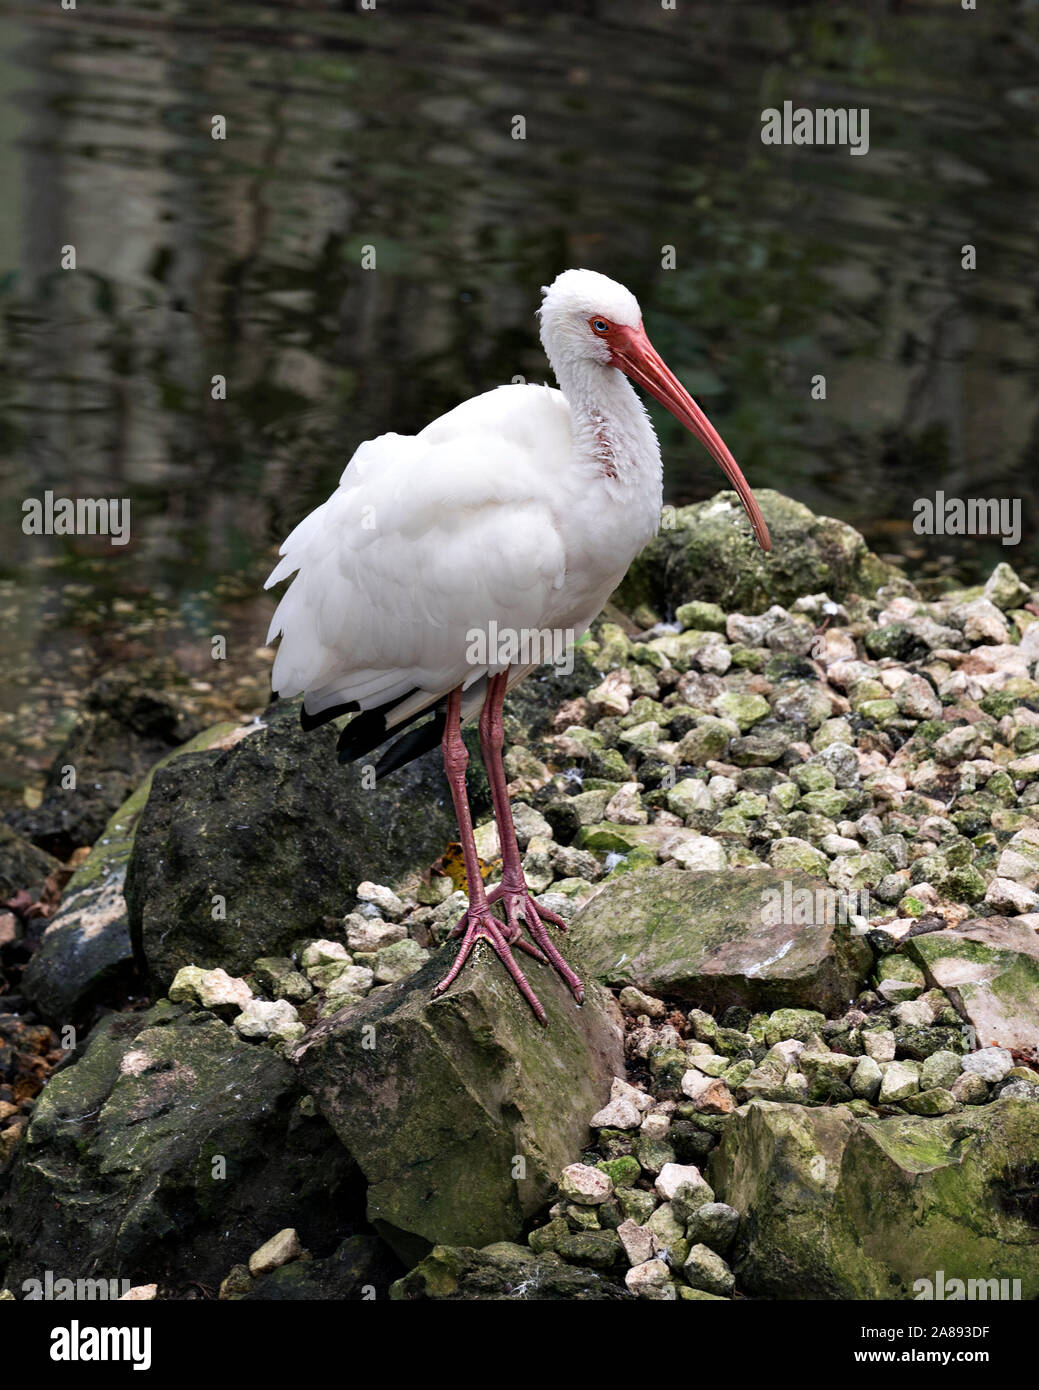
[265,384,577,719]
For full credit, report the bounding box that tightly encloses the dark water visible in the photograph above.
[2,0,1038,800]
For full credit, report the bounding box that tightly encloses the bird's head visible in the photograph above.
[539,268,771,552]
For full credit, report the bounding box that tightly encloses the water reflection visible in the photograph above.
[1,0,1038,800]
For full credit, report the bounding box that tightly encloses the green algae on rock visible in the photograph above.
[0,1000,360,1291]
[613,489,903,616]
[390,1241,629,1300]
[904,917,1039,1056]
[293,939,624,1265]
[125,700,469,994]
[712,1097,1039,1299]
[568,867,873,1013]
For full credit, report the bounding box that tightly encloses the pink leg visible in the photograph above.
[468,671,584,1005]
[431,686,550,1024]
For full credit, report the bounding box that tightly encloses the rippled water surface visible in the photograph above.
[2,0,1038,799]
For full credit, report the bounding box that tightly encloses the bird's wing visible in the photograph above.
[265,384,575,716]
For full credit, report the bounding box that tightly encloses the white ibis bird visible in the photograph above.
[265,269,770,1024]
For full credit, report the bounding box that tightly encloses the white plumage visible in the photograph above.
[265,271,669,730]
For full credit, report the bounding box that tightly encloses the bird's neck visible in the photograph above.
[556,357,663,496]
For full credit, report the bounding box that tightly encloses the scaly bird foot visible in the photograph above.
[443,879,584,1011]
[432,904,549,1024]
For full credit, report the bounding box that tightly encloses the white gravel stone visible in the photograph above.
[169,965,253,1014]
[959,598,1010,644]
[669,835,727,871]
[905,881,940,909]
[680,1070,713,1100]
[327,963,376,995]
[617,986,667,1018]
[640,1111,671,1139]
[995,829,1039,889]
[698,644,732,675]
[522,836,555,893]
[851,1054,882,1101]
[891,999,933,1027]
[655,1162,709,1203]
[234,998,301,1041]
[610,1076,656,1113]
[356,881,407,920]
[588,671,633,718]
[248,1228,302,1277]
[961,1048,1014,1083]
[706,775,738,805]
[625,1259,674,1299]
[687,1052,730,1078]
[605,781,648,825]
[118,1284,158,1301]
[302,939,349,970]
[878,1060,920,1103]
[894,674,942,720]
[511,802,554,848]
[473,820,501,861]
[985,877,1039,914]
[933,725,982,765]
[820,834,861,856]
[617,1220,657,1267]
[666,779,713,818]
[863,1029,896,1062]
[767,1039,804,1069]
[343,915,407,953]
[589,1097,642,1130]
[559,1163,613,1205]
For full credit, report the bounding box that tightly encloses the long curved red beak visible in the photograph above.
[609,323,771,553]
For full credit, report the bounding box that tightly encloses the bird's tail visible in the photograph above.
[299,687,446,780]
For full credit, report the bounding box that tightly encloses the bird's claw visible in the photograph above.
[500,885,585,1005]
[432,905,550,1025]
[441,878,584,1012]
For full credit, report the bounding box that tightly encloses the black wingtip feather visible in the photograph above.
[300,699,359,733]
[373,711,447,780]
[336,707,393,764]
[328,687,443,773]
[301,686,446,777]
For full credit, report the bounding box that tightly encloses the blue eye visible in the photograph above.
[592,318,608,333]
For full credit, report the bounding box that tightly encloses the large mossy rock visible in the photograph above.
[8,668,204,860]
[125,699,467,995]
[390,1241,629,1301]
[22,722,250,1026]
[904,917,1039,1055]
[0,1000,363,1293]
[293,940,625,1265]
[712,1098,1039,1299]
[614,488,903,617]
[568,867,873,1013]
